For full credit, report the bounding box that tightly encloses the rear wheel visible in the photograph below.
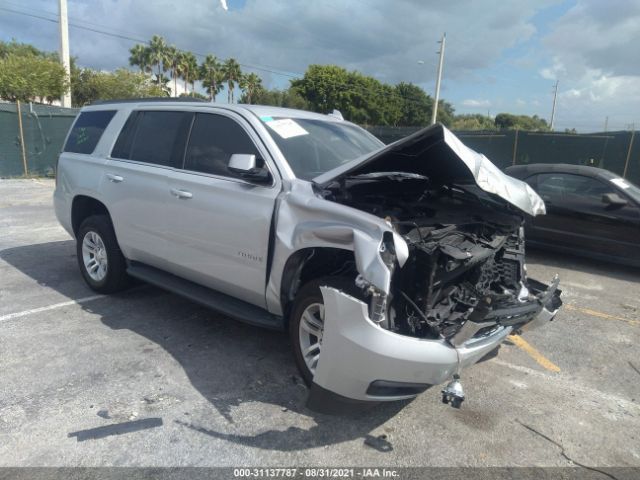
[76,215,130,294]
[289,276,362,385]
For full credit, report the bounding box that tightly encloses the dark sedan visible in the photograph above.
[506,164,640,266]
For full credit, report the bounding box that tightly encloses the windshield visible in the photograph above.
[261,117,383,180]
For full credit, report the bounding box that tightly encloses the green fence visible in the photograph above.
[0,102,78,177]
[1,103,638,185]
[367,126,640,184]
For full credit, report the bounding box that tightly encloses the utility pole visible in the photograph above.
[604,116,609,132]
[431,33,446,125]
[58,0,72,108]
[550,80,559,131]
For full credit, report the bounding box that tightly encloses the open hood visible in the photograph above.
[313,124,545,217]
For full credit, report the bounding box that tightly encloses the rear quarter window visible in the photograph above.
[63,110,116,154]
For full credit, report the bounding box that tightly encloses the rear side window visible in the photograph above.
[111,110,192,167]
[64,110,116,154]
[183,113,260,177]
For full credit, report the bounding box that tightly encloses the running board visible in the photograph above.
[127,262,284,331]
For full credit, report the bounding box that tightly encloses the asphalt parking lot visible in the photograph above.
[1,178,639,468]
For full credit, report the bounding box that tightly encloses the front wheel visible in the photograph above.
[76,215,130,294]
[289,277,362,385]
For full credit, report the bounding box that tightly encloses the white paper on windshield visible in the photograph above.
[610,178,631,189]
[265,118,309,139]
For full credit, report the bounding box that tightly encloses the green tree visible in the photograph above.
[494,113,549,131]
[247,86,310,109]
[435,100,456,127]
[199,54,223,101]
[395,82,432,126]
[71,67,164,106]
[166,45,181,97]
[222,58,242,103]
[128,43,152,74]
[291,64,353,114]
[178,51,198,95]
[0,54,68,102]
[450,114,496,131]
[148,35,168,84]
[239,72,262,104]
[179,91,207,100]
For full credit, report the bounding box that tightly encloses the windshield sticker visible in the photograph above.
[260,116,274,122]
[611,178,631,189]
[265,118,309,139]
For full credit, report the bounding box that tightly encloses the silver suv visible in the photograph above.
[54,100,561,409]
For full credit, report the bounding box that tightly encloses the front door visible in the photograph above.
[164,111,280,308]
[528,172,640,259]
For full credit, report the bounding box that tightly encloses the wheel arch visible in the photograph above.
[280,247,358,323]
[71,195,111,237]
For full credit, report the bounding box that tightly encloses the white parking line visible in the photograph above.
[0,294,105,323]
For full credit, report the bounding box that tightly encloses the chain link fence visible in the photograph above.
[1,102,638,185]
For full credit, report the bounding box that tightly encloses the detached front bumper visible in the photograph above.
[311,278,561,403]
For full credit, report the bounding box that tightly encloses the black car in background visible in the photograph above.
[506,164,640,266]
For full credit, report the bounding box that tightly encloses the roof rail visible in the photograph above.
[90,97,208,105]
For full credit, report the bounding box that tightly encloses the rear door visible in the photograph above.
[164,110,281,308]
[526,172,640,258]
[103,109,192,269]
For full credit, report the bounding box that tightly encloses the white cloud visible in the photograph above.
[0,0,558,85]
[462,99,491,108]
[539,0,640,130]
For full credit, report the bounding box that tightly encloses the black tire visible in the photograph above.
[76,215,130,294]
[289,276,363,386]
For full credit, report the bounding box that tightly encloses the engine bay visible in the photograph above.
[319,174,543,341]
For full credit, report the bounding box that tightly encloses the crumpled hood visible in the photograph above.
[313,124,546,216]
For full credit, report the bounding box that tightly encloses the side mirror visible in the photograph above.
[602,192,628,207]
[228,154,271,184]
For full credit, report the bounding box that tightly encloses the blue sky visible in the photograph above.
[1,0,638,132]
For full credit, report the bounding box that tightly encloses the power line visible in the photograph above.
[1,3,447,113]
[0,5,302,79]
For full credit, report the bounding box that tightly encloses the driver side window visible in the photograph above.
[537,173,616,205]
[183,113,261,178]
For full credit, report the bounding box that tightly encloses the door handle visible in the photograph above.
[106,173,124,183]
[170,188,193,199]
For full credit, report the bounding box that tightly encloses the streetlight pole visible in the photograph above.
[431,33,446,125]
[550,80,559,131]
[58,0,72,108]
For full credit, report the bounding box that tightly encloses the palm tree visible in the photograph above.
[128,44,151,74]
[148,35,168,84]
[199,54,223,102]
[222,58,242,103]
[240,72,262,104]
[166,45,180,97]
[178,51,198,95]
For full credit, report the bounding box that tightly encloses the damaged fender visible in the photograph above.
[265,181,407,315]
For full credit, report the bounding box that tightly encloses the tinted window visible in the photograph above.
[112,111,192,167]
[184,113,260,178]
[537,173,616,203]
[64,110,116,154]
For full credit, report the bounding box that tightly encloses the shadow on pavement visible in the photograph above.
[1,240,409,451]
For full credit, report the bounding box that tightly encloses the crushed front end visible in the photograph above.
[307,124,562,408]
